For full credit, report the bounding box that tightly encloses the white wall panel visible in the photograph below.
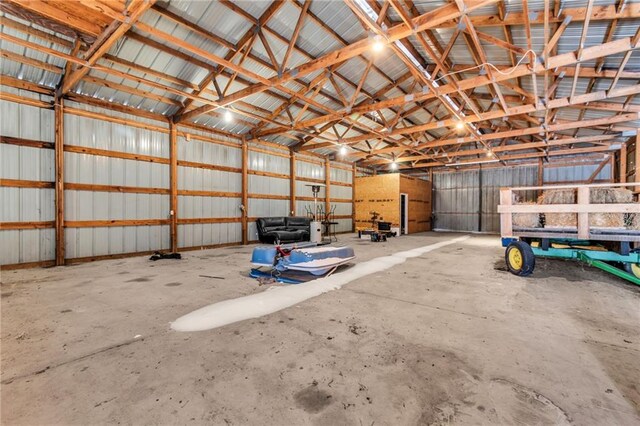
[178,166,241,192]
[296,160,324,179]
[334,218,353,233]
[249,175,289,196]
[178,196,241,219]
[0,229,55,265]
[179,223,242,248]
[249,151,289,174]
[65,191,169,221]
[330,166,352,183]
[65,153,170,188]
[65,225,170,258]
[0,97,55,265]
[331,185,352,200]
[332,202,353,216]
[179,137,241,167]
[248,199,290,218]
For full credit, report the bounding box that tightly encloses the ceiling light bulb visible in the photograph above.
[390,161,398,170]
[224,110,233,122]
[455,121,465,130]
[372,36,385,53]
[339,145,348,156]
[486,150,492,157]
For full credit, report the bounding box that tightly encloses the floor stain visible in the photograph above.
[294,383,333,413]
[165,283,182,287]
[126,277,152,283]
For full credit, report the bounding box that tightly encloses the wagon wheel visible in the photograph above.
[505,241,536,277]
[623,263,640,278]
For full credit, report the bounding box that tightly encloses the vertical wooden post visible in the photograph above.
[351,162,356,232]
[54,94,65,266]
[608,154,615,183]
[537,157,544,197]
[169,121,178,252]
[324,157,331,217]
[499,188,512,237]
[290,149,296,216]
[635,130,640,193]
[620,142,627,183]
[241,139,248,244]
[577,186,590,240]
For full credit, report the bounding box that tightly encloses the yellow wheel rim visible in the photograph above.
[508,248,523,270]
[631,263,640,278]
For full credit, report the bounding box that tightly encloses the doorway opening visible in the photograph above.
[400,193,408,235]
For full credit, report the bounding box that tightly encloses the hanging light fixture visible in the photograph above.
[339,145,348,156]
[224,110,233,123]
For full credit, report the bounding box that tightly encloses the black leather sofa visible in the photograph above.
[256,217,310,244]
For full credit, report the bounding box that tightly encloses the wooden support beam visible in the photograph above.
[169,121,178,252]
[61,0,155,94]
[54,94,64,266]
[636,130,640,193]
[290,150,297,216]
[352,162,356,232]
[263,35,640,142]
[281,0,311,73]
[178,0,497,123]
[587,155,610,183]
[325,158,331,217]
[242,139,249,244]
[620,142,627,183]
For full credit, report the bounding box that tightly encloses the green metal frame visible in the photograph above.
[531,246,640,285]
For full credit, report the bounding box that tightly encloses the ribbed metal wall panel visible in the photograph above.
[331,185,352,199]
[330,166,352,183]
[178,134,242,248]
[62,107,171,259]
[544,163,612,183]
[480,166,538,233]
[247,221,259,243]
[249,175,289,196]
[0,96,55,265]
[179,223,242,248]
[296,159,325,180]
[247,150,291,243]
[178,167,240,191]
[179,136,241,167]
[66,226,170,258]
[433,170,480,232]
[178,196,241,219]
[66,154,169,188]
[333,202,353,216]
[65,114,169,157]
[249,150,289,174]
[248,199,290,218]
[329,165,353,225]
[334,219,353,233]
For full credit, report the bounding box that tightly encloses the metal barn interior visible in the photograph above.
[1,0,639,424]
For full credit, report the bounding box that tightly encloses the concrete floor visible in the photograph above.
[1,232,639,425]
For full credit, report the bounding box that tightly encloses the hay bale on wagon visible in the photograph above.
[630,213,640,231]
[512,202,541,228]
[539,187,634,229]
[539,189,576,228]
[590,187,633,229]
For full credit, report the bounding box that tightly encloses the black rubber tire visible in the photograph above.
[505,241,536,277]
[623,262,640,278]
